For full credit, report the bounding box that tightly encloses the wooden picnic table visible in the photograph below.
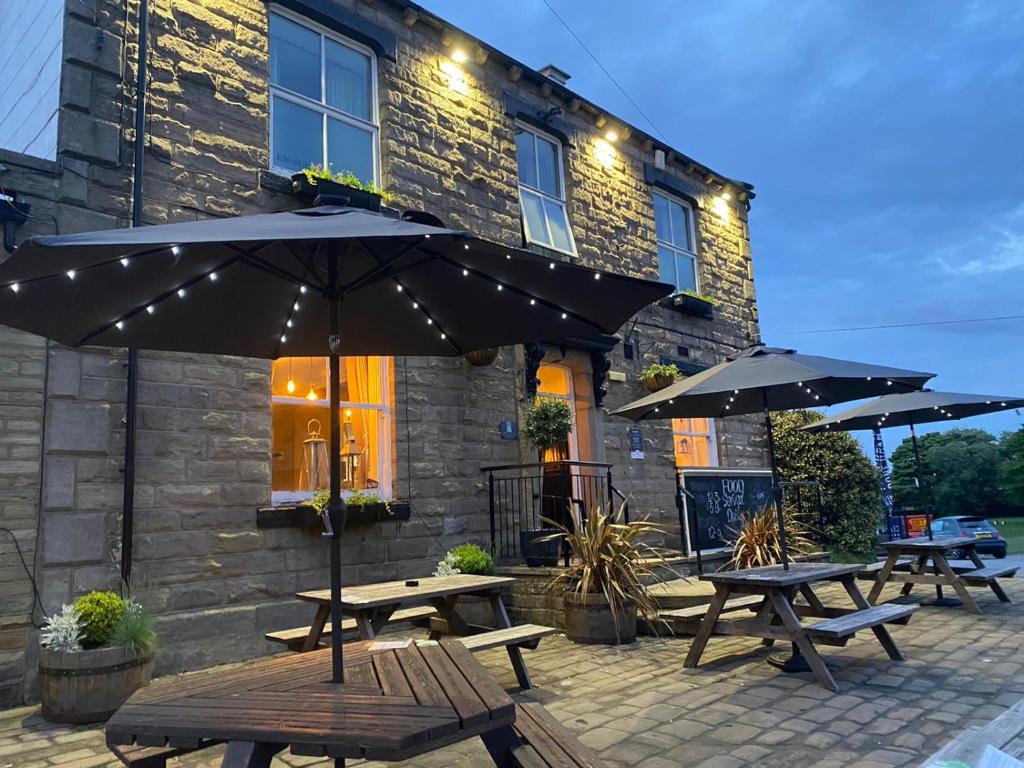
[683,562,916,692]
[294,574,539,688]
[867,537,1017,614]
[107,639,516,767]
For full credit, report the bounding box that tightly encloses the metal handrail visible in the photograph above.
[480,460,614,473]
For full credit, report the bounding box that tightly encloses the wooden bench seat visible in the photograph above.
[856,558,914,578]
[659,594,763,621]
[961,565,1019,584]
[111,741,219,767]
[806,603,916,639]
[458,624,557,653]
[510,702,608,767]
[265,605,438,650]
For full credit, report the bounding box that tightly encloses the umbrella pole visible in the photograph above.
[762,390,789,571]
[325,248,347,685]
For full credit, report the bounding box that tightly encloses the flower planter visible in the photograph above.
[290,174,382,211]
[642,372,676,392]
[256,500,410,529]
[520,529,561,567]
[672,292,715,319]
[38,645,153,723]
[563,592,637,645]
[346,500,411,526]
[463,347,500,367]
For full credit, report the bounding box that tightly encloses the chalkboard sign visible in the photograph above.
[680,469,774,552]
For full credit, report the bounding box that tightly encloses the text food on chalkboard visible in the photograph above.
[678,469,774,552]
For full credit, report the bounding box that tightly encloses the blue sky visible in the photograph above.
[427,0,1024,455]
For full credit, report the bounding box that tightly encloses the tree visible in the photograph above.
[999,426,1024,507]
[890,428,1002,516]
[770,410,882,559]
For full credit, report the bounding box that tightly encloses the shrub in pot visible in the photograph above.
[39,589,156,723]
[541,504,677,644]
[638,362,679,393]
[520,397,574,565]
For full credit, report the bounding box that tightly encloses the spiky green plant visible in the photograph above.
[724,503,816,571]
[109,598,156,655]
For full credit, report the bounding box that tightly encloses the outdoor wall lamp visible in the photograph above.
[450,48,468,63]
[594,138,616,170]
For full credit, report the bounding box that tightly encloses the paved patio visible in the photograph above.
[2,578,1023,768]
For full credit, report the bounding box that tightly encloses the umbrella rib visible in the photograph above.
[282,243,327,291]
[341,238,428,293]
[0,242,187,289]
[388,278,463,354]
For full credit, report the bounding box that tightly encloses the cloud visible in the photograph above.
[937,204,1024,276]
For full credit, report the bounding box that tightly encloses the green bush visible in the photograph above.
[75,591,125,648]
[447,544,494,575]
[522,397,573,452]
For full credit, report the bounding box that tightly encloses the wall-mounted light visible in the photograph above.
[594,138,616,170]
[450,48,468,64]
[604,129,618,143]
[712,194,731,221]
[440,58,469,95]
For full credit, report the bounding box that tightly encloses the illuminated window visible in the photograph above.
[653,191,698,293]
[269,11,378,183]
[672,418,717,468]
[516,124,576,256]
[271,357,392,502]
[536,364,577,463]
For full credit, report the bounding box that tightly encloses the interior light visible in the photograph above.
[286,379,296,394]
[306,388,317,401]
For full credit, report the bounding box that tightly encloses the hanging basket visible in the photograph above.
[463,347,500,367]
[642,372,675,392]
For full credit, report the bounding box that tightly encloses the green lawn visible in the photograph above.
[989,517,1024,554]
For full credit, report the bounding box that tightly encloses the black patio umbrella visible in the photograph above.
[801,390,1024,540]
[612,346,935,569]
[0,204,673,683]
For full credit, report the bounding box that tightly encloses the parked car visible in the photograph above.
[930,515,1008,559]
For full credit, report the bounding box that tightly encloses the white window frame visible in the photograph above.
[672,417,719,468]
[515,122,577,257]
[653,190,700,294]
[268,5,380,183]
[271,357,393,504]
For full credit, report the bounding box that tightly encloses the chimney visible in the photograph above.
[538,64,571,85]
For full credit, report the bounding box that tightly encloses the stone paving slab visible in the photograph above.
[1,580,1023,767]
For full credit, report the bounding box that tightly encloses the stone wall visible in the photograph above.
[0,0,765,704]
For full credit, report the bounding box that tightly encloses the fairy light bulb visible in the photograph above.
[286,379,296,394]
[120,258,130,268]
[10,283,19,293]
[306,387,317,402]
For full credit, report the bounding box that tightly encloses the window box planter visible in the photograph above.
[671,292,715,320]
[290,174,382,212]
[257,500,410,530]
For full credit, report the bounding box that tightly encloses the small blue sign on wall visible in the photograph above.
[499,420,518,440]
[628,426,644,460]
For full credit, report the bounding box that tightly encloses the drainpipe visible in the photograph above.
[121,0,149,584]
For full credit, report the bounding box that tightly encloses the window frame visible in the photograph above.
[268,5,380,182]
[652,190,700,294]
[270,356,393,505]
[671,417,719,468]
[515,121,577,257]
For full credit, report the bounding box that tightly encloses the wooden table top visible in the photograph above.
[701,562,863,587]
[297,574,516,609]
[106,639,514,762]
[880,536,975,551]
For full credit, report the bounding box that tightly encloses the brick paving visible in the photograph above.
[2,579,1023,768]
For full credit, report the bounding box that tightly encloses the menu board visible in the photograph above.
[680,469,775,552]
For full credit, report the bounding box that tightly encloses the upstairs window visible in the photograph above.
[269,10,378,183]
[653,191,698,293]
[515,125,576,256]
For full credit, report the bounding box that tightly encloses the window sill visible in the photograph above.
[256,500,410,529]
[661,292,715,320]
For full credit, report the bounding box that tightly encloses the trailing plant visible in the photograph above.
[637,362,680,385]
[540,503,678,639]
[75,591,125,648]
[310,489,394,515]
[724,503,816,571]
[298,163,393,204]
[109,598,157,656]
[522,397,573,452]
[40,604,83,653]
[677,289,716,305]
[434,543,493,577]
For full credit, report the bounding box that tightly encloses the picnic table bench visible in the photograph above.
[867,537,1017,614]
[683,562,916,691]
[271,574,556,689]
[107,639,606,768]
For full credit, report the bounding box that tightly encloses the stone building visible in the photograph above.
[0,0,765,705]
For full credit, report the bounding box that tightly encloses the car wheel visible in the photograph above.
[995,549,1007,559]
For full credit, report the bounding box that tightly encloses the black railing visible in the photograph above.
[482,461,628,563]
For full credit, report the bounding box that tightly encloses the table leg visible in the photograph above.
[479,723,522,768]
[766,589,838,692]
[867,554,899,604]
[968,547,986,569]
[798,583,828,617]
[220,741,284,768]
[754,597,777,647]
[900,556,928,597]
[490,594,532,690]
[684,584,730,669]
[302,605,331,652]
[838,575,903,661]
[354,610,376,640]
[934,555,982,614]
[990,579,1012,604]
[369,604,400,637]
[428,595,472,639]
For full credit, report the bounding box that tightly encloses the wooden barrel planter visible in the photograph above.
[563,592,637,645]
[39,646,154,723]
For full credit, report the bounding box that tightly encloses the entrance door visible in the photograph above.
[536,364,580,463]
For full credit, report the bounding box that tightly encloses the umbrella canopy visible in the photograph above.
[799,390,1024,433]
[0,205,671,358]
[611,345,936,421]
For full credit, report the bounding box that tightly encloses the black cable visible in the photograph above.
[768,314,1024,336]
[0,528,45,628]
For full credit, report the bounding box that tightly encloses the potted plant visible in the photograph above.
[291,163,393,211]
[542,504,676,644]
[463,347,500,367]
[38,589,156,723]
[638,362,679,393]
[672,290,716,319]
[520,397,574,566]
[725,503,815,570]
[309,489,411,526]
[434,543,497,626]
